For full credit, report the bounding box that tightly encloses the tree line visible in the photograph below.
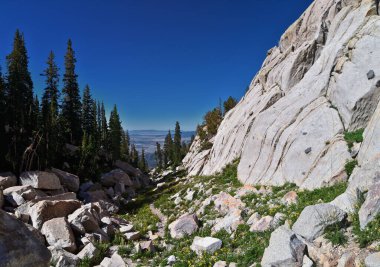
[154,121,193,171]
[0,30,147,179]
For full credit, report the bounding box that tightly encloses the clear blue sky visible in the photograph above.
[0,0,313,131]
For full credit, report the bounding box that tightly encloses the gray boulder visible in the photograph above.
[190,236,222,255]
[261,226,306,267]
[41,217,77,253]
[51,168,80,192]
[292,203,346,241]
[0,172,17,189]
[101,169,133,187]
[0,209,51,266]
[30,199,81,229]
[20,171,62,190]
[359,182,380,229]
[169,213,199,239]
[77,242,99,260]
[68,203,101,234]
[365,252,380,267]
[100,252,126,267]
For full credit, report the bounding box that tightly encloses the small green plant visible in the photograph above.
[324,222,348,245]
[353,213,380,248]
[344,129,364,149]
[200,141,213,151]
[345,160,358,177]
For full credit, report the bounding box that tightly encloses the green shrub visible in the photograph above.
[200,141,213,151]
[324,222,348,245]
[353,213,380,248]
[344,129,364,149]
[345,160,358,177]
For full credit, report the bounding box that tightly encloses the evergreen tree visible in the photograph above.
[163,130,173,167]
[0,70,6,169]
[223,96,237,115]
[139,148,148,172]
[100,102,108,149]
[82,85,95,135]
[41,51,60,168]
[5,30,34,172]
[204,107,222,137]
[173,121,182,166]
[130,144,139,167]
[155,142,163,170]
[108,105,122,160]
[121,130,130,162]
[92,101,99,146]
[61,39,82,145]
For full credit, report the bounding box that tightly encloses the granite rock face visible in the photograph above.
[184,0,380,190]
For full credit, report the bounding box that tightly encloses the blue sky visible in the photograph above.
[0,0,313,131]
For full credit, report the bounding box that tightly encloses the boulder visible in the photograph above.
[359,182,380,229]
[212,209,244,234]
[365,252,380,267]
[82,190,110,203]
[213,192,245,216]
[261,226,306,267]
[77,242,100,260]
[0,188,3,209]
[49,246,79,267]
[101,169,133,187]
[115,160,142,177]
[30,199,81,229]
[119,224,134,233]
[234,185,258,198]
[190,236,222,255]
[24,223,46,245]
[0,172,17,189]
[250,215,274,232]
[282,191,298,205]
[41,217,77,253]
[51,168,80,192]
[20,171,62,190]
[68,203,101,234]
[140,240,155,252]
[247,212,261,226]
[124,231,140,240]
[0,210,51,266]
[100,252,126,267]
[302,255,313,267]
[169,213,199,239]
[292,203,346,241]
[167,255,176,265]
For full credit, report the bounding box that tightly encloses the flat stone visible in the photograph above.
[190,236,222,255]
[20,171,62,190]
[124,231,140,240]
[77,242,99,260]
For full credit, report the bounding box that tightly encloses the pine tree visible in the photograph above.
[139,148,148,172]
[155,142,163,170]
[61,39,82,145]
[0,70,6,169]
[41,51,60,168]
[109,105,122,160]
[130,144,139,167]
[163,130,173,167]
[82,85,95,135]
[173,121,182,166]
[121,130,130,162]
[100,102,108,149]
[92,101,99,146]
[223,96,237,115]
[5,30,34,171]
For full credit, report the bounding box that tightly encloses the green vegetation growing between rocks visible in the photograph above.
[242,182,347,225]
[352,212,380,248]
[344,128,364,149]
[122,204,160,235]
[345,160,358,177]
[79,242,110,267]
[324,222,348,246]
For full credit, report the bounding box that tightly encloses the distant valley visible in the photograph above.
[129,130,195,167]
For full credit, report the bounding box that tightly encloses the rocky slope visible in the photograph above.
[184,0,380,190]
